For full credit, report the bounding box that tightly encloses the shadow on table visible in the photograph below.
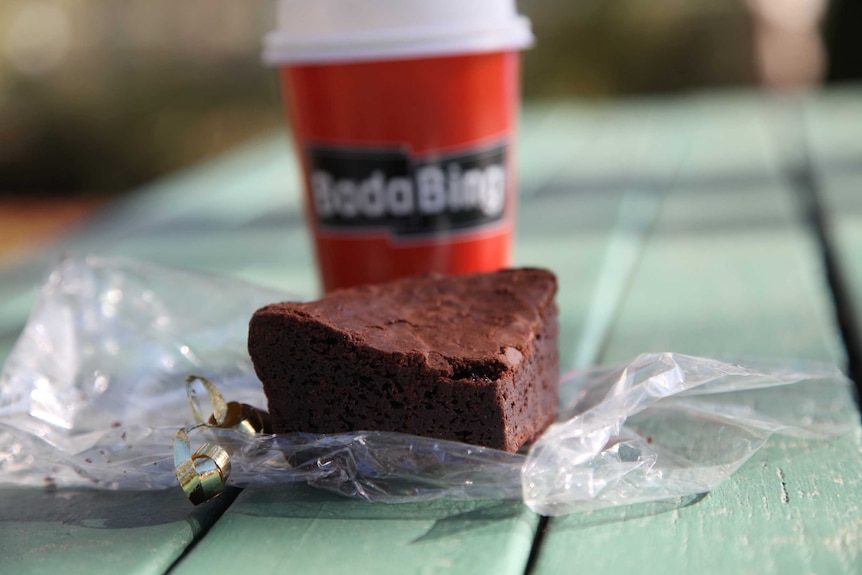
[547,492,709,532]
[229,483,531,543]
[0,485,240,529]
[223,484,709,542]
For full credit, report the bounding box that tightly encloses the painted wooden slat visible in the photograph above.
[0,487,239,575]
[532,95,862,575]
[532,434,862,574]
[805,88,862,377]
[171,486,538,575]
[598,94,843,363]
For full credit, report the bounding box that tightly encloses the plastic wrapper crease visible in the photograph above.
[0,256,857,516]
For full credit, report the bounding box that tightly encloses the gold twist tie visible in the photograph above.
[174,424,231,506]
[174,375,271,505]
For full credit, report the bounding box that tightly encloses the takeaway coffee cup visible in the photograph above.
[263,0,533,292]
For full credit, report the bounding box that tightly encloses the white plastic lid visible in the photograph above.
[263,0,534,65]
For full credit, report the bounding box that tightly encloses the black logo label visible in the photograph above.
[307,142,507,237]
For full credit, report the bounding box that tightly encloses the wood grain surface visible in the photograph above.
[0,91,860,575]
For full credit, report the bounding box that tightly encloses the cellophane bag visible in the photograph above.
[0,256,857,516]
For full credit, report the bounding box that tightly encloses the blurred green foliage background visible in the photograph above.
[0,0,858,197]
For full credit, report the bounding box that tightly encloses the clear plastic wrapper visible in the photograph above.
[0,256,857,515]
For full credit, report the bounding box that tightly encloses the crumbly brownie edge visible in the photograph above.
[249,307,513,449]
[496,301,560,452]
[247,270,560,452]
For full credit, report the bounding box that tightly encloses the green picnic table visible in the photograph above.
[1,88,861,574]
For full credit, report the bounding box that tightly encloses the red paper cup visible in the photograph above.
[263,0,533,292]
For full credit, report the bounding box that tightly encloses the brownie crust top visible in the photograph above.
[251,268,557,377]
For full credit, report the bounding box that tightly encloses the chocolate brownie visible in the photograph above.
[247,268,559,452]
